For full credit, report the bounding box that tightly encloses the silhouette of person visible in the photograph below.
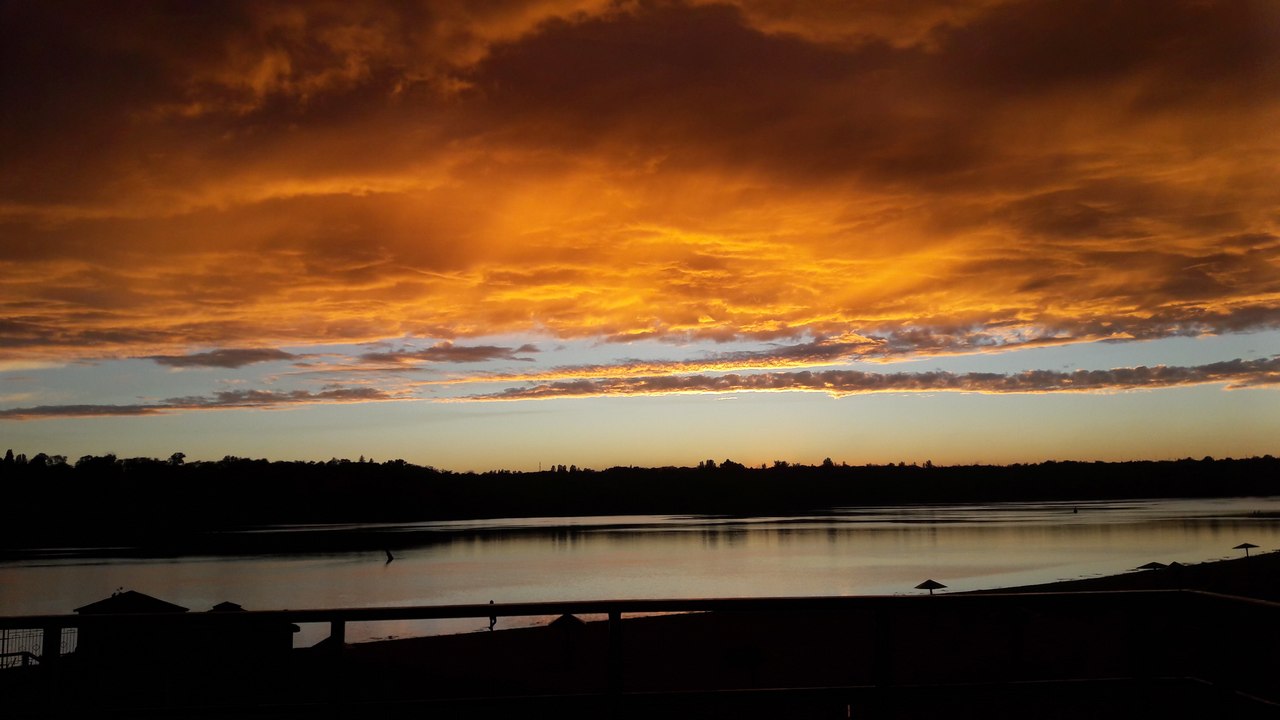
[489,600,496,632]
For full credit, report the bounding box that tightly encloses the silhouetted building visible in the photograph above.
[550,613,586,669]
[73,590,189,662]
[74,590,189,615]
[201,600,299,661]
[71,591,297,668]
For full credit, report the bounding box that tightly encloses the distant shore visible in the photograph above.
[4,455,1278,550]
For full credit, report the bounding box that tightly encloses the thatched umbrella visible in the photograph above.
[1234,542,1259,557]
[1135,561,1168,570]
[916,579,946,595]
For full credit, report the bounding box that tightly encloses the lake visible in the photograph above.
[2,496,1277,646]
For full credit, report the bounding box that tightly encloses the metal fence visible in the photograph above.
[0,627,76,669]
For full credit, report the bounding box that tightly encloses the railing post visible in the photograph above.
[872,603,892,687]
[329,619,345,654]
[41,624,61,667]
[608,611,623,693]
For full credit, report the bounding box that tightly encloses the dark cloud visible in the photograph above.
[148,348,298,368]
[0,1,278,206]
[935,0,1280,101]
[0,385,399,420]
[1218,233,1280,252]
[442,309,1280,388]
[462,1,1280,188]
[0,316,190,354]
[464,356,1280,401]
[0,404,164,419]
[165,387,396,407]
[438,334,882,385]
[465,3,932,183]
[359,341,538,365]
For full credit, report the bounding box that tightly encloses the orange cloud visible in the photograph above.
[2,0,1278,367]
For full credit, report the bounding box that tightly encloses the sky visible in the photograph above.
[1,0,1279,471]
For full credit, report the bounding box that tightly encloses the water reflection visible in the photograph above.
[1,497,1277,646]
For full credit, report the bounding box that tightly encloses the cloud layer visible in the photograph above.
[465,356,1280,401]
[149,348,299,368]
[7,356,1275,419]
[1,0,1278,367]
[0,387,401,420]
[359,341,539,365]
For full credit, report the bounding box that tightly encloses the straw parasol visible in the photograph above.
[915,579,947,595]
[1234,542,1259,557]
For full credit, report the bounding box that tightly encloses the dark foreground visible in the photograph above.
[4,552,1279,719]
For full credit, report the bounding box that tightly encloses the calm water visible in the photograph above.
[3,497,1278,646]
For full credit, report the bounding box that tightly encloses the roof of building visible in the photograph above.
[549,613,586,629]
[74,590,189,614]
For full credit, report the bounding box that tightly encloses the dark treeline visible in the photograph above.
[2,450,1278,550]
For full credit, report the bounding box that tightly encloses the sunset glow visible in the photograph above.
[2,0,1278,469]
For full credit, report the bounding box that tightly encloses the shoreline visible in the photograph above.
[965,546,1280,600]
[328,548,1280,650]
[345,549,1280,660]
[333,552,1280,714]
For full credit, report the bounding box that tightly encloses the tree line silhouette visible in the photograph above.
[2,450,1276,551]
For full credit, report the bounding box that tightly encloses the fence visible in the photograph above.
[0,590,1276,714]
[0,627,75,669]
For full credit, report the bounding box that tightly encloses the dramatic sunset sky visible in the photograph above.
[2,0,1278,470]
